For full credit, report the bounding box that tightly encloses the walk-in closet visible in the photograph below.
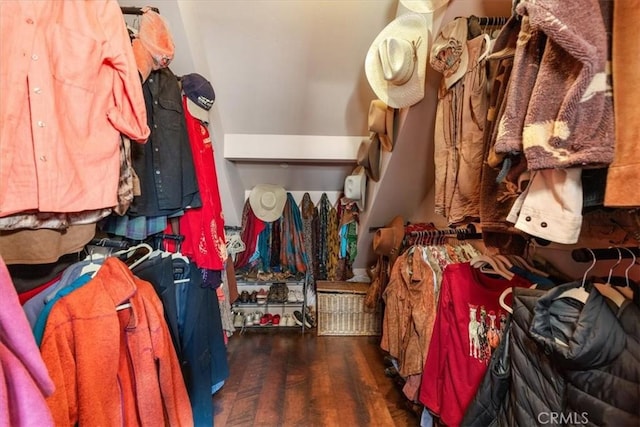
[1,0,638,426]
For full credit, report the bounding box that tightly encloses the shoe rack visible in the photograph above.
[231,274,309,333]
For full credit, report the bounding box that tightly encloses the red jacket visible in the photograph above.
[40,257,193,426]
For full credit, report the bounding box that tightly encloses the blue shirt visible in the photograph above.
[33,273,92,346]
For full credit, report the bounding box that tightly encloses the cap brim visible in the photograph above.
[185,97,210,124]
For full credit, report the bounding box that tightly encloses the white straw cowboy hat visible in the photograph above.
[344,166,367,211]
[368,99,396,152]
[365,13,430,108]
[357,134,381,182]
[400,0,450,13]
[249,184,287,222]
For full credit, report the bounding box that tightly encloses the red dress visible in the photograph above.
[178,96,227,270]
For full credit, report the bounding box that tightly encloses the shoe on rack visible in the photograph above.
[244,313,254,327]
[239,291,250,304]
[260,313,273,326]
[281,313,292,326]
[253,311,263,326]
[295,290,305,302]
[233,311,245,328]
[287,290,297,303]
[304,309,317,328]
[250,291,258,304]
[257,288,268,304]
[272,314,281,326]
[292,310,311,328]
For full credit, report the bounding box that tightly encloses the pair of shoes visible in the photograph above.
[304,309,316,328]
[245,311,263,326]
[280,313,296,327]
[260,313,273,326]
[292,310,311,328]
[257,288,267,305]
[232,311,245,328]
[249,291,258,303]
[287,290,304,303]
[239,291,250,303]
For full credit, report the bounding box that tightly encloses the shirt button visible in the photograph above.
[525,216,531,222]
[39,155,47,162]
[154,101,158,105]
[149,78,154,82]
[155,170,161,175]
[31,54,39,61]
[153,124,158,129]
[34,87,42,94]
[540,222,548,228]
[26,18,34,24]
[37,120,45,127]
[154,148,159,152]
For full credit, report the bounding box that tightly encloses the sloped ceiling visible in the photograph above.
[120,0,513,268]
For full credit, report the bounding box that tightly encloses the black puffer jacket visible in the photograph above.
[499,287,566,426]
[497,283,639,426]
[530,287,639,426]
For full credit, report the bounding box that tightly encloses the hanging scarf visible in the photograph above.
[270,218,281,269]
[234,199,265,270]
[327,204,340,281]
[317,193,331,280]
[257,222,272,272]
[279,193,309,275]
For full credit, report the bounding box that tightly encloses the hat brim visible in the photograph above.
[365,14,430,109]
[185,97,210,124]
[344,167,366,211]
[357,134,381,182]
[249,184,287,223]
[400,0,450,13]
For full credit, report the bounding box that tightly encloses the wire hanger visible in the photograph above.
[554,248,595,304]
[592,247,626,308]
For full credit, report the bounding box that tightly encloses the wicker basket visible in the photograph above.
[316,281,381,336]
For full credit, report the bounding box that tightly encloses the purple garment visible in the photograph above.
[0,256,54,426]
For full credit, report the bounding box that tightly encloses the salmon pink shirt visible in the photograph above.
[0,0,150,217]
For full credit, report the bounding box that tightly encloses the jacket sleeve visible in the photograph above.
[40,304,79,427]
[461,318,512,427]
[419,271,451,416]
[100,0,150,143]
[143,282,194,426]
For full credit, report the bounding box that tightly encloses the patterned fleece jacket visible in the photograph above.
[494,0,614,170]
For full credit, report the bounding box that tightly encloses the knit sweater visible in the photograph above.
[494,0,614,170]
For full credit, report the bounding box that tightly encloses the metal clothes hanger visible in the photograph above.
[554,248,595,304]
[592,247,626,308]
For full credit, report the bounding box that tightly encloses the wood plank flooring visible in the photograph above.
[213,329,421,427]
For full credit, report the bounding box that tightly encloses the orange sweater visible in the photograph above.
[40,257,193,426]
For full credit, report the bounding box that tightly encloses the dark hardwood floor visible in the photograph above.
[213,329,421,427]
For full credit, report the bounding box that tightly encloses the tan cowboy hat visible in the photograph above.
[400,0,450,13]
[365,13,430,109]
[357,134,381,182]
[368,99,396,152]
[373,215,405,267]
[249,184,287,222]
[430,17,469,89]
[344,166,366,211]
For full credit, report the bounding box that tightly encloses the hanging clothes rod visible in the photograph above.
[464,15,510,27]
[408,223,481,240]
[120,6,160,15]
[88,238,131,249]
[571,247,640,262]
